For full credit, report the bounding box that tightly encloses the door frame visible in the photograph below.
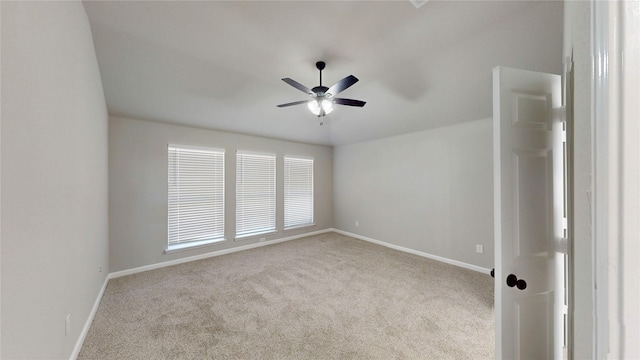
[592,0,640,358]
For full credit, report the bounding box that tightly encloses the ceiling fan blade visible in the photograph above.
[277,100,311,108]
[333,98,366,107]
[326,75,359,96]
[282,78,314,95]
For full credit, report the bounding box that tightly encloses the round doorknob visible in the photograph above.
[516,279,527,290]
[506,274,527,290]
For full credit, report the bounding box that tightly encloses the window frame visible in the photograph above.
[284,155,315,230]
[167,144,226,252]
[235,150,277,239]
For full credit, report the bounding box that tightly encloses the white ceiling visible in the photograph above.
[83,0,563,146]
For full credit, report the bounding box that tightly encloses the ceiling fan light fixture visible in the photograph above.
[307,98,334,117]
[307,99,320,116]
[277,61,365,117]
[321,99,333,114]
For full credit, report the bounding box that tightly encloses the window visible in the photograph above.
[168,145,225,251]
[236,151,276,238]
[284,156,314,229]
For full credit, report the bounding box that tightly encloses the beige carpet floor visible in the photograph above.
[79,232,494,359]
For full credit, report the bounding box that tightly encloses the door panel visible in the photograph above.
[512,91,553,130]
[516,292,554,359]
[493,66,563,360]
[514,149,553,260]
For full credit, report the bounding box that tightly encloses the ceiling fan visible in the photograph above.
[277,61,366,117]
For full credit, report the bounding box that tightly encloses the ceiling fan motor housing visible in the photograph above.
[311,86,329,97]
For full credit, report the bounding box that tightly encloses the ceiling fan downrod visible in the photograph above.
[316,61,325,87]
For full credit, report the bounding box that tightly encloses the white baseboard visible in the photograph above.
[71,228,487,359]
[70,275,109,360]
[108,228,333,279]
[70,228,332,358]
[332,229,491,274]
[109,227,490,280]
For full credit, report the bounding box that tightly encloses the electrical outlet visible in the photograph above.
[259,237,266,242]
[65,314,71,336]
[355,220,359,227]
[476,244,484,254]
[99,266,102,273]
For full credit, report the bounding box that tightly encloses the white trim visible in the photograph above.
[108,228,333,279]
[234,230,278,241]
[235,151,276,238]
[235,149,276,157]
[284,154,314,161]
[332,229,492,274]
[167,143,225,153]
[165,238,227,254]
[592,2,611,358]
[284,223,316,232]
[618,3,640,357]
[593,1,640,358]
[73,228,489,357]
[168,145,226,247]
[69,275,109,360]
[111,228,491,279]
[283,156,314,229]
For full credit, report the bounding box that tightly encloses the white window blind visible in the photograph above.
[284,156,314,229]
[168,145,225,249]
[236,151,276,238]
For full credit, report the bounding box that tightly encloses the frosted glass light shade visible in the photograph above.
[307,98,333,116]
[307,100,320,115]
[321,99,333,114]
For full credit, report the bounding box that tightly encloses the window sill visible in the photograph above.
[284,223,316,231]
[165,238,226,254]
[234,230,278,241]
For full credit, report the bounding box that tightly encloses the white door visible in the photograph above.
[493,66,565,359]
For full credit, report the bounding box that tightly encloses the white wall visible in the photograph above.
[109,116,334,272]
[333,118,494,270]
[563,1,593,358]
[0,2,109,359]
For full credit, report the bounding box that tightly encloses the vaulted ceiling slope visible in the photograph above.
[83,1,563,146]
